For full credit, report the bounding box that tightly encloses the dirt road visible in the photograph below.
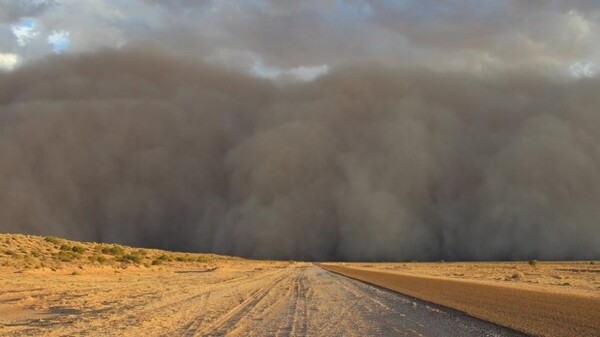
[1,264,521,336]
[321,264,600,337]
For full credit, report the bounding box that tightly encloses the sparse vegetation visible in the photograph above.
[88,255,107,264]
[44,236,61,244]
[117,253,143,264]
[58,250,81,262]
[156,254,171,262]
[72,245,85,253]
[0,233,220,270]
[529,260,538,267]
[102,245,125,256]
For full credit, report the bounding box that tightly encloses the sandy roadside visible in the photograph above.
[0,260,293,336]
[320,263,600,337]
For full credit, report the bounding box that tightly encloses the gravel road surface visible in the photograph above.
[1,264,524,336]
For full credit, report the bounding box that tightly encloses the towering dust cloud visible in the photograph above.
[1,49,599,261]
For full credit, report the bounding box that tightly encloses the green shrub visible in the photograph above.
[528,260,538,267]
[156,254,170,261]
[44,236,61,244]
[58,250,80,262]
[88,255,107,264]
[117,253,143,264]
[59,244,72,251]
[31,251,41,258]
[151,259,163,266]
[102,246,125,255]
[71,245,85,253]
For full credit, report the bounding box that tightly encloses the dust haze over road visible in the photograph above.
[1,48,600,261]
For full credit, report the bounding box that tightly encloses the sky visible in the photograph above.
[0,0,599,78]
[1,1,600,261]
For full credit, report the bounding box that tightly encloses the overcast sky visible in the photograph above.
[1,0,599,79]
[2,1,600,260]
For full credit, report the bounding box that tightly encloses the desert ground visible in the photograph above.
[322,262,600,337]
[0,234,598,336]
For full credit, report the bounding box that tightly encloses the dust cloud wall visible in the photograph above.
[1,48,599,261]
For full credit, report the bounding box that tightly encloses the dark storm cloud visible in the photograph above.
[0,48,599,261]
[3,1,598,77]
[0,0,55,23]
[139,0,599,73]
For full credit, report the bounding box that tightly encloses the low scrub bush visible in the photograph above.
[44,236,61,244]
[58,250,81,262]
[117,253,143,264]
[101,246,125,255]
[72,245,85,253]
[156,254,171,262]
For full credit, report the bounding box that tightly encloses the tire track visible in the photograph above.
[288,270,308,337]
[2,264,526,336]
[193,269,289,336]
[182,268,288,336]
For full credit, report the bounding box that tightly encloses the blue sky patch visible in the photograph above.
[47,30,71,52]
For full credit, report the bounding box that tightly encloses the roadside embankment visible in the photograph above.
[319,264,600,337]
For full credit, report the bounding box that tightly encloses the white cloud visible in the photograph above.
[567,10,592,42]
[287,64,329,81]
[569,61,597,78]
[48,30,71,52]
[252,60,329,82]
[0,53,20,71]
[251,60,282,79]
[11,17,39,46]
[1,1,600,78]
